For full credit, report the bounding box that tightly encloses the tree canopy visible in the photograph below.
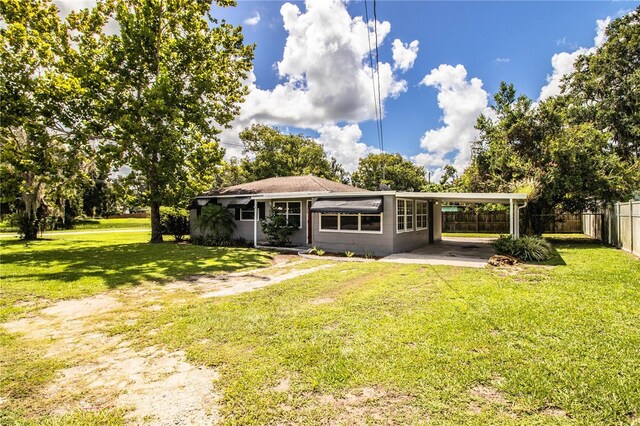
[0,0,91,238]
[69,0,254,242]
[566,7,640,160]
[351,153,428,191]
[239,124,346,182]
[464,83,635,234]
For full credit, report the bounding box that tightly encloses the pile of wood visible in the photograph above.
[488,255,519,267]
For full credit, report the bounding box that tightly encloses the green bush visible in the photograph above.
[196,205,236,240]
[492,235,552,261]
[160,207,190,241]
[260,209,296,247]
[191,235,251,247]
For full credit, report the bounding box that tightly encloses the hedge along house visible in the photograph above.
[189,175,528,257]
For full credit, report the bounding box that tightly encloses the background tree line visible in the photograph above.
[2,2,637,240]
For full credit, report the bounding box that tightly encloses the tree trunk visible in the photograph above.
[148,150,163,243]
[23,220,38,240]
[150,200,163,243]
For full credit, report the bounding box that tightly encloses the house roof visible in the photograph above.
[199,175,367,197]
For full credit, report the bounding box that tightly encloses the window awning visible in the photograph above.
[226,197,252,208]
[189,198,217,209]
[310,197,384,214]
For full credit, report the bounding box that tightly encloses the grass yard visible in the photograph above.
[0,232,272,321]
[0,217,150,233]
[1,233,639,425]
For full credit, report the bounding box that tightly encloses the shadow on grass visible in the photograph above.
[528,236,605,266]
[528,244,567,266]
[1,241,274,289]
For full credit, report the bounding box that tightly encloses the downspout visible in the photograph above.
[516,201,528,238]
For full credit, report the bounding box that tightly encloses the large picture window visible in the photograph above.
[397,199,414,232]
[319,213,382,233]
[416,201,429,230]
[273,201,302,228]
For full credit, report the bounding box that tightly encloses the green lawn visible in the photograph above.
[1,233,639,425]
[0,232,272,321]
[0,217,150,233]
[68,217,151,230]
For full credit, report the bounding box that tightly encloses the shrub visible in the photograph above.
[492,235,552,261]
[197,205,235,240]
[160,207,190,241]
[492,235,517,255]
[260,210,296,247]
[315,249,326,256]
[344,251,355,258]
[191,235,252,248]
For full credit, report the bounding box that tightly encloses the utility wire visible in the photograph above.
[372,0,385,155]
[364,0,382,155]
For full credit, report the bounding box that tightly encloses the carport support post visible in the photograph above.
[253,200,258,247]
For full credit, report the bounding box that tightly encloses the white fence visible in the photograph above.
[582,201,640,257]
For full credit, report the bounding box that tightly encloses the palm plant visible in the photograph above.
[197,205,236,239]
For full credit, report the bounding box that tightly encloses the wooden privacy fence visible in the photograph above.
[582,201,640,257]
[442,211,583,234]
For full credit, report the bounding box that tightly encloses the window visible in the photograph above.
[240,208,255,221]
[360,215,382,232]
[397,199,414,232]
[320,214,338,230]
[319,213,383,233]
[273,201,302,229]
[340,215,359,230]
[416,201,429,230]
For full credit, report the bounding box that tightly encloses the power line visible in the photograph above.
[364,0,382,155]
[372,0,385,155]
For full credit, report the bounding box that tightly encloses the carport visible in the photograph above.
[396,191,528,239]
[381,192,529,267]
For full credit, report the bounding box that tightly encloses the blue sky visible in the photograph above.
[52,0,638,176]
[207,0,638,177]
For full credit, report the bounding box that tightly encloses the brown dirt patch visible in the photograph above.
[3,295,218,424]
[3,262,339,423]
[308,387,419,424]
[470,385,509,405]
[273,377,291,393]
[542,407,567,417]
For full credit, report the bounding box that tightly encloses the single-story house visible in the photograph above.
[189,175,527,256]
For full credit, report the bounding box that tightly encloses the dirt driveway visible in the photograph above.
[2,256,333,425]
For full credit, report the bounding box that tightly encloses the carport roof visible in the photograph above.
[395,191,528,204]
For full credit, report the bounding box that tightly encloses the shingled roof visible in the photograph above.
[200,175,367,196]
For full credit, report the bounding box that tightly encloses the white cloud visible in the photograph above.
[223,0,406,169]
[316,124,379,172]
[239,0,406,128]
[244,11,261,26]
[412,64,491,179]
[494,57,510,63]
[539,17,611,100]
[392,39,419,72]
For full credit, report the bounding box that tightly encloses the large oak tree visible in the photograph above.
[72,0,254,242]
[465,83,635,235]
[1,0,91,239]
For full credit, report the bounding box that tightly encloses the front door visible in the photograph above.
[307,200,313,244]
